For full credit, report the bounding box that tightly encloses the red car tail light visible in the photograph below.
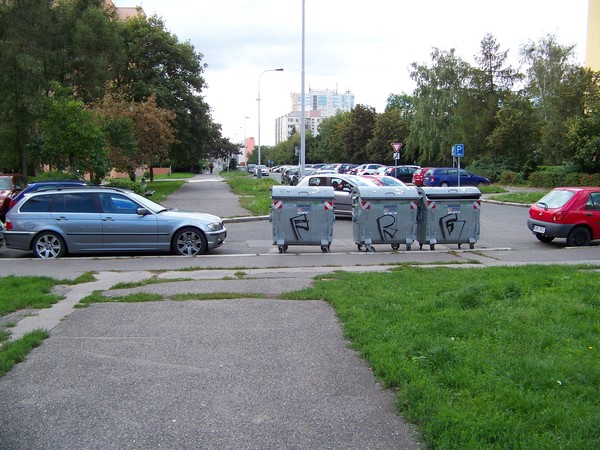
[5,219,12,231]
[554,210,566,222]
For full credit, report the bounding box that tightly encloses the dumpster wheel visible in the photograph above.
[321,245,330,253]
[278,245,288,254]
[366,245,376,253]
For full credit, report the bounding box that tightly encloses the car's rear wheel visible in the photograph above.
[535,233,555,243]
[172,227,208,256]
[441,182,449,187]
[567,226,591,247]
[32,231,66,258]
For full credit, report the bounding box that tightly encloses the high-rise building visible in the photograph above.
[275,87,355,144]
[587,0,600,70]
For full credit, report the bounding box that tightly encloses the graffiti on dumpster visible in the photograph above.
[376,214,398,241]
[439,213,466,239]
[290,214,310,240]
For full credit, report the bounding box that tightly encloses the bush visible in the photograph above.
[30,171,83,182]
[527,171,600,187]
[497,171,525,185]
[104,178,146,195]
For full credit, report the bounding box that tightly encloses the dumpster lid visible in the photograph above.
[271,185,335,199]
[418,186,481,199]
[353,185,420,200]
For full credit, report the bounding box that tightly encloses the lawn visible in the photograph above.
[220,170,276,215]
[284,265,600,449]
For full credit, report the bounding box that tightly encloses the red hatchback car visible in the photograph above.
[527,187,600,246]
[411,167,431,186]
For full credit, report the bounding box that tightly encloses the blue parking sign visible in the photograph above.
[454,143,464,157]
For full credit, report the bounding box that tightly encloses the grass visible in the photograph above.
[478,184,508,194]
[221,170,277,215]
[283,265,600,449]
[488,191,549,205]
[0,330,49,377]
[144,179,186,203]
[152,172,195,179]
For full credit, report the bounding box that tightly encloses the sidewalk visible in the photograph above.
[0,173,423,449]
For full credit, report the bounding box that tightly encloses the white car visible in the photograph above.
[253,165,269,177]
[356,164,385,176]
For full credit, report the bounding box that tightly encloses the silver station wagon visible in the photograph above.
[4,187,227,258]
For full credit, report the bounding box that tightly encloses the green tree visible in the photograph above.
[366,109,411,164]
[342,105,376,163]
[38,90,108,183]
[408,48,470,165]
[117,15,215,169]
[314,112,350,163]
[486,93,541,172]
[0,0,57,174]
[520,34,578,164]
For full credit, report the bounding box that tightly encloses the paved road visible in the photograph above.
[0,174,423,449]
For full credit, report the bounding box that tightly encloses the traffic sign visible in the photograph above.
[391,142,403,152]
[393,152,400,160]
[453,143,464,157]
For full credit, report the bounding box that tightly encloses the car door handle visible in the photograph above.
[102,217,114,222]
[55,216,68,221]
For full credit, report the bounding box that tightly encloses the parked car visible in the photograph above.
[384,165,420,183]
[296,174,377,217]
[527,187,600,246]
[356,164,385,176]
[4,187,227,258]
[8,180,89,212]
[0,173,27,222]
[253,165,269,177]
[0,220,5,247]
[411,167,432,186]
[423,168,490,187]
[281,166,299,185]
[360,175,407,187]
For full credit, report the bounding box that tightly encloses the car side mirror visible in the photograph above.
[137,207,148,216]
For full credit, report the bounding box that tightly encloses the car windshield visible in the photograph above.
[344,175,377,186]
[0,177,11,190]
[127,191,168,213]
[378,177,406,186]
[536,189,575,209]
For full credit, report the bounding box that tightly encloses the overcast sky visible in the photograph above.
[114,0,590,146]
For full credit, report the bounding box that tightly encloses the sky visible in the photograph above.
[113,0,590,146]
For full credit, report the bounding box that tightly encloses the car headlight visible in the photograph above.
[207,221,223,231]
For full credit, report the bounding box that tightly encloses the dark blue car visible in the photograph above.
[423,168,490,187]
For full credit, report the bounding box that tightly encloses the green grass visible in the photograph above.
[78,291,163,305]
[0,274,93,316]
[283,265,600,449]
[489,191,549,205]
[145,180,186,203]
[478,184,508,194]
[152,172,195,179]
[0,330,49,377]
[221,170,277,215]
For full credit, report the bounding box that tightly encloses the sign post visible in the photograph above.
[391,142,403,169]
[451,144,465,187]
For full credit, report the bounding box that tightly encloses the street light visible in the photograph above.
[257,68,283,178]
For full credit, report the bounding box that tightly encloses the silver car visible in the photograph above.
[296,174,376,217]
[4,187,227,258]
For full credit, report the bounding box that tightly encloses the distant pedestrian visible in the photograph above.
[208,162,214,174]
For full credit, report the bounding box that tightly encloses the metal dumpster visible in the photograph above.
[270,185,335,253]
[352,185,420,252]
[417,186,482,250]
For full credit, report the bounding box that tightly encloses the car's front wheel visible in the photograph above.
[32,231,66,258]
[567,226,591,247]
[172,227,208,256]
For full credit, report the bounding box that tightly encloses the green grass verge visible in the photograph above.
[78,291,163,305]
[283,265,600,449]
[477,184,508,194]
[221,170,276,215]
[0,330,49,377]
[152,172,195,179]
[145,180,186,203]
[488,191,549,205]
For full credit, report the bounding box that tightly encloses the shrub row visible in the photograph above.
[527,171,600,188]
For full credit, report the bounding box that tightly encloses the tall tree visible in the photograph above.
[366,109,411,164]
[0,0,57,174]
[408,48,469,165]
[117,15,215,169]
[314,112,350,163]
[342,105,376,163]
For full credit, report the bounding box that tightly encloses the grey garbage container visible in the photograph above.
[417,186,482,250]
[352,185,420,252]
[270,185,335,253]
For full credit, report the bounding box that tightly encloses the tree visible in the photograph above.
[366,109,411,164]
[486,93,541,172]
[342,105,376,163]
[408,48,470,165]
[0,0,57,174]
[38,89,109,183]
[117,15,215,169]
[314,112,350,163]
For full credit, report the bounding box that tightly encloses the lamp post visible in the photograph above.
[257,68,283,178]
